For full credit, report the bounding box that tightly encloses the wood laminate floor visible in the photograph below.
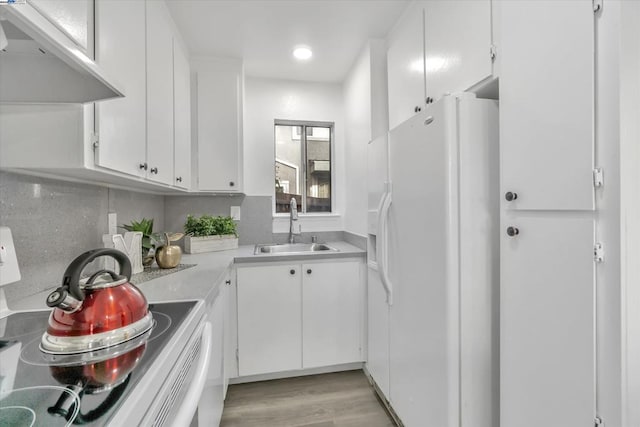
[220,370,397,427]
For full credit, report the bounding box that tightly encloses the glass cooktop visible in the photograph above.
[0,301,196,426]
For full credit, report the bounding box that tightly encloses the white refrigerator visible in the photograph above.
[366,94,499,427]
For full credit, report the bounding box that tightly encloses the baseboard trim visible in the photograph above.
[229,362,364,385]
[363,366,403,427]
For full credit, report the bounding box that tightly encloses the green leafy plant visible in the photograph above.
[184,215,238,237]
[119,218,159,256]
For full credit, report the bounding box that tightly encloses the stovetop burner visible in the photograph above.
[0,301,196,427]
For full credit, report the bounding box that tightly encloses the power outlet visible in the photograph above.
[230,206,241,220]
[0,227,21,286]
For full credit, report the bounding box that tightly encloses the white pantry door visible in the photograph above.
[501,216,595,427]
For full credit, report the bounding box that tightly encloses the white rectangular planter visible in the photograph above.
[184,235,239,254]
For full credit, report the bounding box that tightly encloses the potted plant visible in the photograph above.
[184,214,239,254]
[120,218,160,266]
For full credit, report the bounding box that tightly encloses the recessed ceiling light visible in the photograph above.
[293,45,312,61]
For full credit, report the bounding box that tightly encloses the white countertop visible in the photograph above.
[8,241,365,312]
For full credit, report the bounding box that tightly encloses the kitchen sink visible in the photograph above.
[253,243,339,255]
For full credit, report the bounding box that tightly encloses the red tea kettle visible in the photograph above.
[41,248,153,354]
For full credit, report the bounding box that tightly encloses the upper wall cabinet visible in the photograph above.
[387,2,426,130]
[173,39,192,190]
[94,0,147,179]
[500,0,594,210]
[29,0,93,55]
[195,59,244,193]
[146,0,175,186]
[424,0,492,101]
[387,0,494,130]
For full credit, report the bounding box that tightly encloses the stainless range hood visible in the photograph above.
[0,3,124,103]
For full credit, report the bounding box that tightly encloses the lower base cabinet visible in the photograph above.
[236,259,363,377]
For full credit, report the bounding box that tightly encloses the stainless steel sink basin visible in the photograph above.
[253,243,339,255]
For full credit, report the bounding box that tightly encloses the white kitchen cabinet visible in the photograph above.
[196,61,244,192]
[173,38,192,190]
[94,0,147,179]
[302,261,362,368]
[501,216,595,427]
[145,0,175,186]
[236,259,364,377]
[424,0,492,101]
[236,264,302,376]
[500,0,595,210]
[198,280,225,426]
[387,1,426,130]
[30,0,93,54]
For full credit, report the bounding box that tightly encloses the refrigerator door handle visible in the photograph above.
[377,182,394,305]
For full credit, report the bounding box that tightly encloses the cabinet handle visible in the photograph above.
[505,191,518,202]
[289,269,296,275]
[225,280,231,285]
[229,181,235,187]
[506,226,520,237]
[150,167,158,174]
[306,269,312,275]
[139,163,148,171]
[176,176,183,182]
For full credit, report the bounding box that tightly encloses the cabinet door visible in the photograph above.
[30,0,92,53]
[173,38,191,189]
[237,265,302,376]
[198,287,224,426]
[501,216,595,427]
[197,70,241,192]
[424,0,492,101]
[94,0,146,178]
[146,0,174,185]
[367,264,390,399]
[302,261,362,368]
[387,2,426,130]
[501,1,594,210]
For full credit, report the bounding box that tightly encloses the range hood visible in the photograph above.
[0,3,123,103]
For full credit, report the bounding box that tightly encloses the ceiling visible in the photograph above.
[166,0,409,83]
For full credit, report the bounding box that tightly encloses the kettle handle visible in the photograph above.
[61,248,132,301]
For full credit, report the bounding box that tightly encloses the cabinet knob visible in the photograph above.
[225,280,231,285]
[306,269,312,274]
[176,176,182,182]
[289,269,296,275]
[150,167,158,174]
[506,226,520,237]
[139,163,148,171]
[229,181,235,187]
[505,191,518,202]
[426,97,434,104]
[414,106,422,113]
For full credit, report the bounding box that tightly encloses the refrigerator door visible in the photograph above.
[388,97,458,427]
[366,133,391,399]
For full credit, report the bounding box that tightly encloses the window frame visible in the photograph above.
[273,119,336,215]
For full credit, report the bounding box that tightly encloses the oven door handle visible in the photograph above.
[171,321,212,427]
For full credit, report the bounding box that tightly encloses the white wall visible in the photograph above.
[243,77,345,232]
[342,40,388,237]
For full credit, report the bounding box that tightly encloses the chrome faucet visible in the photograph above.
[289,198,301,243]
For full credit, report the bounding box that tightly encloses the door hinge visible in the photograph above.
[594,243,604,263]
[593,0,603,13]
[595,416,604,427]
[90,133,99,150]
[593,167,604,188]
[490,44,497,61]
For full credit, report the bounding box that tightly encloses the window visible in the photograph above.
[274,120,333,213]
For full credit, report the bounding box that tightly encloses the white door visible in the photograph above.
[236,265,302,376]
[388,100,454,427]
[501,0,594,210]
[197,70,241,192]
[424,0,492,101]
[501,216,595,427]
[367,264,390,400]
[387,2,426,130]
[94,0,146,178]
[146,0,174,185]
[173,38,191,189]
[302,261,362,368]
